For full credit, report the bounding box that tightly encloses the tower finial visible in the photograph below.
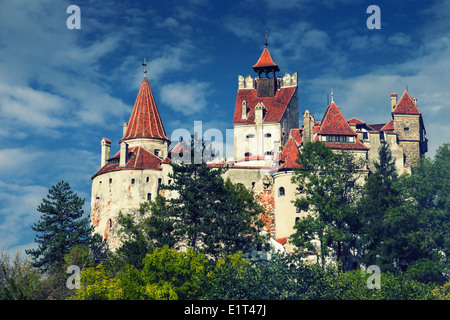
[331,88,334,103]
[265,30,268,47]
[142,58,147,78]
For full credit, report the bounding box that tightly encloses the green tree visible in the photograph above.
[290,141,365,270]
[357,142,403,270]
[398,143,450,281]
[0,250,42,300]
[26,181,90,272]
[147,162,265,259]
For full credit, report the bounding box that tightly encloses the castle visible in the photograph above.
[90,42,427,252]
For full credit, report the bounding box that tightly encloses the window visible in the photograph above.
[279,187,285,197]
[109,178,112,184]
[244,152,252,157]
[363,132,368,140]
[265,151,273,155]
[246,134,255,138]
[325,135,351,143]
[295,217,301,223]
[146,177,149,183]
[404,127,409,132]
[154,149,160,156]
[252,182,255,189]
[147,193,152,201]
[264,133,272,138]
[131,178,135,184]
[108,219,112,228]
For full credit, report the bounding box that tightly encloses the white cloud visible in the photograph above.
[160,80,212,116]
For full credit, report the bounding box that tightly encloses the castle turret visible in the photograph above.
[90,62,172,250]
[391,90,427,167]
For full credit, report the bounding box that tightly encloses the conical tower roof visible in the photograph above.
[122,77,169,141]
[252,47,280,72]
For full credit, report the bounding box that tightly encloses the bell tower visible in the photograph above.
[233,35,299,165]
[252,33,280,97]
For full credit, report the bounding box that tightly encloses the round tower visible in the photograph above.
[90,62,172,250]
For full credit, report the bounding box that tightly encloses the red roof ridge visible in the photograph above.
[348,117,365,125]
[122,78,169,142]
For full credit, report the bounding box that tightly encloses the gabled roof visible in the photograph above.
[380,119,394,131]
[318,102,356,136]
[233,86,297,124]
[347,117,365,126]
[252,47,280,72]
[122,78,169,141]
[392,90,421,115]
[91,146,163,179]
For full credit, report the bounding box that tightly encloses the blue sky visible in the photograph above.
[0,0,449,256]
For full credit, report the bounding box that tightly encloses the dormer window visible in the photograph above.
[323,135,354,143]
[154,149,160,157]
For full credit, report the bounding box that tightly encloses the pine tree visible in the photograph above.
[291,141,365,270]
[26,181,90,272]
[358,142,402,270]
[150,162,264,259]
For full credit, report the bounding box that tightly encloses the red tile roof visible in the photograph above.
[290,128,303,145]
[348,117,365,125]
[318,102,357,136]
[252,47,280,72]
[91,146,163,179]
[233,86,297,124]
[392,90,421,115]
[122,78,169,141]
[275,238,287,245]
[278,138,301,170]
[380,119,394,131]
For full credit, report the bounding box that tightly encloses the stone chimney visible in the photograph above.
[390,93,397,112]
[119,141,128,167]
[122,123,128,137]
[101,138,111,167]
[303,110,314,143]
